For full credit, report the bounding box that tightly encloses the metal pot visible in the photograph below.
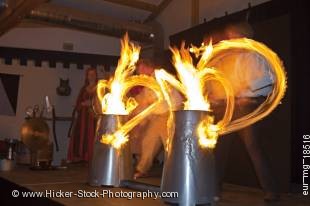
[0,159,15,171]
[20,117,53,169]
[89,114,133,187]
[161,110,215,206]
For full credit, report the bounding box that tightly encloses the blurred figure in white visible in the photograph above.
[130,59,182,179]
[205,21,279,202]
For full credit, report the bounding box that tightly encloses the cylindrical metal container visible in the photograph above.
[89,114,132,187]
[161,110,215,206]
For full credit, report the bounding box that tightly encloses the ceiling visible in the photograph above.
[0,0,171,43]
[50,0,162,23]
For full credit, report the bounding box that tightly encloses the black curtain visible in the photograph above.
[290,0,310,184]
[0,73,20,115]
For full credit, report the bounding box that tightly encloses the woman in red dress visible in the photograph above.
[67,68,98,162]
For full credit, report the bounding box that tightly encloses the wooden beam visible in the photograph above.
[144,0,173,23]
[0,0,48,36]
[191,0,199,26]
[101,0,157,12]
[23,3,154,42]
[0,0,24,22]
[33,3,153,33]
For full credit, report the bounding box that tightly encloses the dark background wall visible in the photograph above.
[225,14,291,191]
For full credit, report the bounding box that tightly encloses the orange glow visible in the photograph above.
[155,42,235,149]
[97,33,140,115]
[155,38,286,149]
[212,38,287,135]
[96,34,162,149]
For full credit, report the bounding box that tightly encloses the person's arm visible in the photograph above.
[128,89,157,128]
[130,89,155,115]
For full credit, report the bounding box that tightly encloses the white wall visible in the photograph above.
[0,60,108,165]
[0,27,121,55]
[0,26,123,164]
[157,0,271,48]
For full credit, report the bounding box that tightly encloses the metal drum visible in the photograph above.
[161,110,215,206]
[20,117,53,169]
[89,114,132,187]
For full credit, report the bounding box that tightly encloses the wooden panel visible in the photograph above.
[170,0,290,47]
[191,0,199,26]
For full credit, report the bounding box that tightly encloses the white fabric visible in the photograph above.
[208,51,274,99]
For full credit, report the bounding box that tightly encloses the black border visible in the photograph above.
[0,46,119,71]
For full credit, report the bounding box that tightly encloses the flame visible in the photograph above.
[97,33,140,115]
[210,38,287,135]
[155,42,235,149]
[171,43,211,111]
[155,38,286,149]
[96,34,162,149]
[197,116,218,148]
[100,131,129,150]
[97,36,286,150]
